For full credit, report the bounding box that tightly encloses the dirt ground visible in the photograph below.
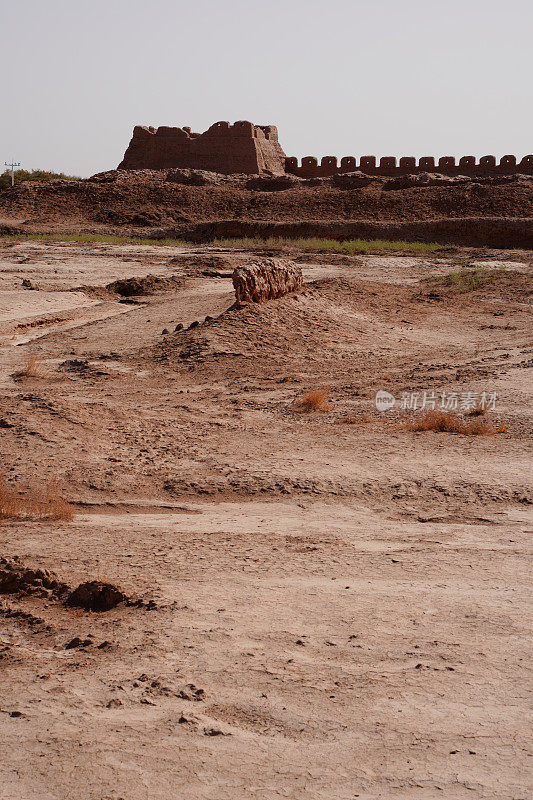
[0,240,531,800]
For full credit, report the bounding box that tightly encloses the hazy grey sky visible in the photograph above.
[1,0,531,177]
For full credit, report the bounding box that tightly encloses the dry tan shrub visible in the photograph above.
[295,389,330,413]
[335,413,373,425]
[467,403,487,418]
[0,479,20,519]
[0,476,73,521]
[408,410,495,436]
[12,353,44,379]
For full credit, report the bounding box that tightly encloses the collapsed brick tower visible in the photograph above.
[118,120,286,175]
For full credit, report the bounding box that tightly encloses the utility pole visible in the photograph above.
[4,161,21,187]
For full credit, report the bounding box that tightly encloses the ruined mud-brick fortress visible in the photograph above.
[118,120,533,177]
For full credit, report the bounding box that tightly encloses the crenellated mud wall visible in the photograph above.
[119,121,286,175]
[285,154,533,178]
[119,119,532,179]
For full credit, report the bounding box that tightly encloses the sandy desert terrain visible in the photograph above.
[0,239,531,800]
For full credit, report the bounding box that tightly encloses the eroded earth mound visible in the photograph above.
[232,258,303,303]
[0,168,532,246]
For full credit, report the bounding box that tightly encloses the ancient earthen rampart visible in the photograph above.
[232,259,303,303]
[119,119,532,178]
[118,121,286,174]
[285,154,533,177]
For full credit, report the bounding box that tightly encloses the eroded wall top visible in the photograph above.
[118,120,533,177]
[118,121,286,174]
[285,154,533,177]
